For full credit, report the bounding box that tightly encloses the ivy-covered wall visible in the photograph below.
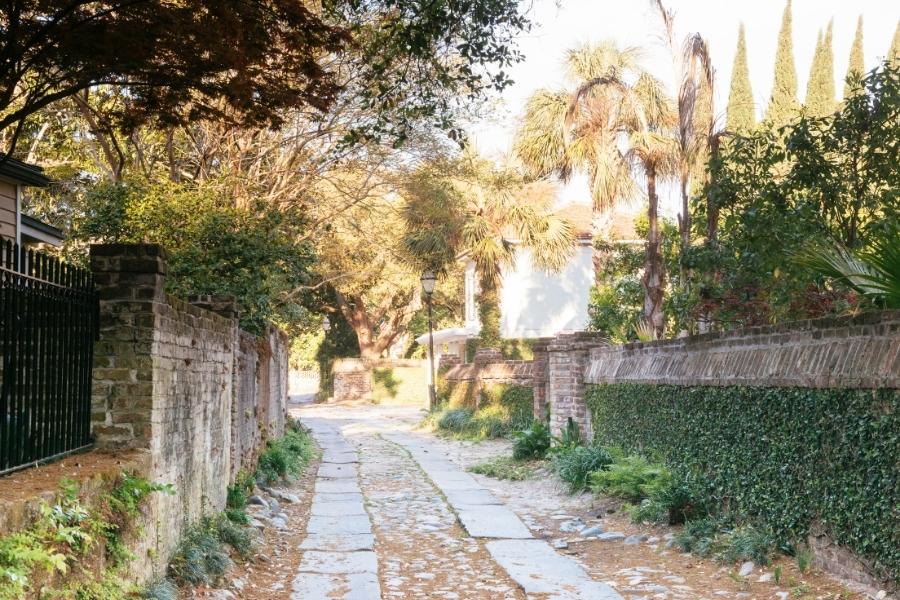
[586,383,899,583]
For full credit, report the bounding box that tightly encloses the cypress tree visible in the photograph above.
[844,16,865,98]
[766,0,799,125]
[727,23,755,133]
[891,21,900,65]
[806,21,836,116]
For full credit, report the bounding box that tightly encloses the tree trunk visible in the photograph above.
[678,175,690,249]
[642,168,666,338]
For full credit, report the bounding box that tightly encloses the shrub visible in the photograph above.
[588,455,670,502]
[256,428,315,484]
[630,471,710,525]
[587,383,900,580]
[142,579,178,600]
[512,420,551,460]
[437,408,473,432]
[551,445,613,493]
[675,516,776,566]
[468,457,540,481]
[432,384,534,440]
[168,516,236,587]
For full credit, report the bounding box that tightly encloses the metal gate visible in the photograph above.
[0,238,98,475]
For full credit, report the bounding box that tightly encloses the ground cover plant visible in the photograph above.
[468,457,542,481]
[0,473,172,600]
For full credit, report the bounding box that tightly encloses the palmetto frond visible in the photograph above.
[799,233,900,308]
[514,89,572,180]
[565,41,644,81]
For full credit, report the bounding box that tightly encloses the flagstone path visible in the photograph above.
[291,404,622,600]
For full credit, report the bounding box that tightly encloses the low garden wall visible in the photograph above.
[578,311,899,587]
[332,358,427,404]
[89,244,289,583]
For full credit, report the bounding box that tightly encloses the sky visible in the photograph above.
[466,0,900,216]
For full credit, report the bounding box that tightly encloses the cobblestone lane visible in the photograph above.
[292,404,622,600]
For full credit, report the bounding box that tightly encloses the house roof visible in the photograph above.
[554,202,593,239]
[0,157,51,187]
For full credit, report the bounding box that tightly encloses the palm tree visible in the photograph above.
[562,66,678,337]
[652,0,715,250]
[514,42,644,233]
[403,151,575,348]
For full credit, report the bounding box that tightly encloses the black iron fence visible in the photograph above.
[0,238,98,475]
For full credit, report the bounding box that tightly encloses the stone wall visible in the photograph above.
[585,311,899,388]
[89,243,289,581]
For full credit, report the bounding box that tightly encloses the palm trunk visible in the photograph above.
[642,168,666,337]
[678,175,691,249]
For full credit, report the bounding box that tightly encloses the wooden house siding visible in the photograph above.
[0,181,17,239]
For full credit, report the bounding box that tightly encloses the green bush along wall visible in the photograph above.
[586,384,899,581]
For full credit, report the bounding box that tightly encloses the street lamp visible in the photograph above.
[421,271,437,410]
[321,316,332,399]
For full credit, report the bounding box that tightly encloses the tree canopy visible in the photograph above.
[1,0,532,155]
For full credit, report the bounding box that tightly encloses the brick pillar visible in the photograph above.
[531,338,551,420]
[547,332,607,441]
[89,244,167,449]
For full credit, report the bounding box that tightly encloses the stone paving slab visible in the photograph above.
[298,550,378,574]
[455,504,533,539]
[322,452,359,464]
[310,499,367,517]
[306,514,373,535]
[486,539,622,600]
[300,533,376,552]
[315,478,362,494]
[318,463,359,479]
[314,491,364,503]
[444,488,502,506]
[291,571,381,600]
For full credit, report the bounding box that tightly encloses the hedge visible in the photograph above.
[586,384,899,582]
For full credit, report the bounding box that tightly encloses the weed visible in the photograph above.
[773,565,783,585]
[468,457,540,481]
[511,420,551,460]
[795,547,813,573]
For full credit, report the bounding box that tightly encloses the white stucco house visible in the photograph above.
[417,202,599,361]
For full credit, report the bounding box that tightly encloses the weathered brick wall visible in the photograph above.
[89,244,289,582]
[332,358,372,401]
[585,311,899,389]
[443,360,533,386]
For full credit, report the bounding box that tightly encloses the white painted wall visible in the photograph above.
[499,242,593,338]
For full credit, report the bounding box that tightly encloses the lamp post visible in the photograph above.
[321,316,331,398]
[420,271,437,410]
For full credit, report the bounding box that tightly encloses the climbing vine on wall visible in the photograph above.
[586,384,899,582]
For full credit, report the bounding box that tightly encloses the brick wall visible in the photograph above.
[89,244,289,580]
